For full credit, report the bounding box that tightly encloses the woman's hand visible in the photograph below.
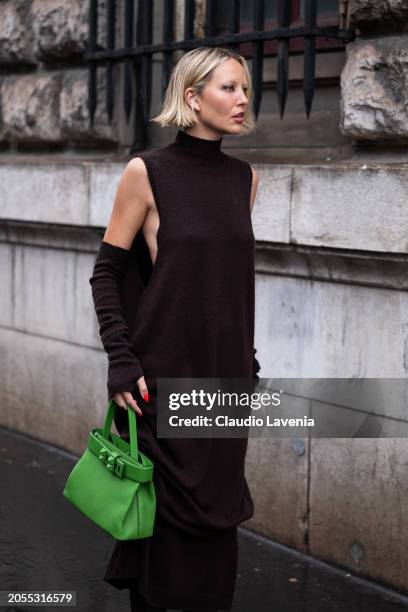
[113,376,150,416]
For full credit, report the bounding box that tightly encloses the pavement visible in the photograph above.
[1,426,408,612]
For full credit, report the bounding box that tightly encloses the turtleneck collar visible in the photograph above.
[174,129,223,158]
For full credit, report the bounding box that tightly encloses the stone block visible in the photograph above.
[60,69,119,144]
[32,0,88,60]
[0,242,13,327]
[0,327,108,455]
[0,162,89,224]
[13,243,97,347]
[309,438,408,593]
[245,432,309,549]
[255,273,408,379]
[88,162,123,226]
[351,0,408,34]
[252,166,292,244]
[340,36,408,142]
[0,1,34,64]
[292,164,408,252]
[1,73,62,142]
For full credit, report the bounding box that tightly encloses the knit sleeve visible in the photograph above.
[89,240,144,400]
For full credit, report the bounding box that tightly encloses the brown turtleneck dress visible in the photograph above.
[89,129,261,611]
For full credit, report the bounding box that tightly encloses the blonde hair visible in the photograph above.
[151,47,256,135]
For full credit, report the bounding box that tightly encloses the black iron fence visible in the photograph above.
[86,0,355,152]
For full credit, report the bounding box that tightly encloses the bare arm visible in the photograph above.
[89,157,152,416]
[103,157,151,248]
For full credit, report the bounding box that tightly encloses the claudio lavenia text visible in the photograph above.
[168,415,315,428]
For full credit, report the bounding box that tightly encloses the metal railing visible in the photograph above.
[86,0,355,152]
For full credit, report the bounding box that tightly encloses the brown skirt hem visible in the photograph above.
[104,577,234,610]
[103,518,238,611]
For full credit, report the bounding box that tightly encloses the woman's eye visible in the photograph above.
[224,85,249,93]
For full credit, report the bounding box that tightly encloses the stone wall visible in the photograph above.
[340,0,408,143]
[1,0,407,153]
[0,0,127,150]
[0,0,204,152]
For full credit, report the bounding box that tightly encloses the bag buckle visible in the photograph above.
[98,447,125,478]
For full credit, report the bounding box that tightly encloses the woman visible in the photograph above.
[89,46,261,612]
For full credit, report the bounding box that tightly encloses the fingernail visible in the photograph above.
[143,391,149,402]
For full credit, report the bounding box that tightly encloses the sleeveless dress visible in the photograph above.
[102,129,259,611]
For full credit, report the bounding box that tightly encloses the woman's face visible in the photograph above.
[186,58,250,137]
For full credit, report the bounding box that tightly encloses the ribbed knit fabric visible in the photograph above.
[89,241,145,399]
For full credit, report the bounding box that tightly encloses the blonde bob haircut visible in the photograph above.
[151,46,256,136]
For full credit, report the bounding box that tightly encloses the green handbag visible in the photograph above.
[62,399,156,540]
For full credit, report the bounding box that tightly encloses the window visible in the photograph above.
[299,0,338,18]
[216,0,342,55]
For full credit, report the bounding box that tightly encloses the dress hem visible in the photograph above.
[103,576,234,610]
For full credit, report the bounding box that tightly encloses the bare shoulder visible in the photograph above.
[118,156,155,207]
[102,157,152,248]
[122,156,149,188]
[126,155,148,176]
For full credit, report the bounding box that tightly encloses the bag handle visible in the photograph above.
[103,400,138,460]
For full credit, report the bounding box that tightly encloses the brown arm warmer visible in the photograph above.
[89,240,144,400]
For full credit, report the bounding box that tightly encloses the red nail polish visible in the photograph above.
[143,391,149,402]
